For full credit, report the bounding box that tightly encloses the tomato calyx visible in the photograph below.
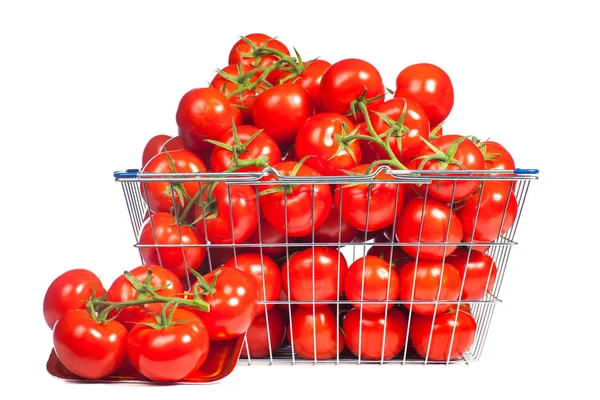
[238,35,302,75]
[471,136,502,162]
[348,88,386,121]
[188,267,221,296]
[429,123,444,141]
[136,300,194,331]
[215,64,269,109]
[204,123,270,171]
[329,122,361,165]
[414,135,470,170]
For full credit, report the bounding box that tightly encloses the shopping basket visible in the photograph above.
[113,166,538,366]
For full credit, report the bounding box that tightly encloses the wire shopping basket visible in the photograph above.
[114,166,538,366]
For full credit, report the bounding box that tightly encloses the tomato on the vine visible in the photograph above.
[446,249,498,300]
[481,141,515,170]
[228,33,290,84]
[241,308,287,359]
[288,306,345,360]
[344,256,400,314]
[281,59,331,109]
[142,135,171,168]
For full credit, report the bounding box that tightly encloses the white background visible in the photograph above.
[1,0,598,398]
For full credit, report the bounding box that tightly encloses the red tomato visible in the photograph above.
[259,161,332,237]
[43,269,106,329]
[223,253,281,316]
[211,64,267,124]
[335,164,404,231]
[194,182,258,245]
[161,136,193,152]
[282,247,348,304]
[127,309,210,382]
[106,265,184,330]
[210,125,281,172]
[342,307,408,360]
[414,135,484,202]
[139,212,206,278]
[288,306,345,360]
[252,83,313,148]
[140,149,207,214]
[446,249,498,300]
[281,59,331,107]
[302,204,358,244]
[395,197,463,260]
[142,135,171,168]
[457,180,518,243]
[371,98,430,162]
[482,141,516,170]
[398,260,461,315]
[228,33,290,84]
[367,245,413,269]
[295,113,361,175]
[53,310,127,379]
[319,59,384,123]
[409,305,476,361]
[241,308,287,359]
[344,256,400,314]
[176,87,242,154]
[193,266,257,340]
[394,63,454,126]
[243,217,291,259]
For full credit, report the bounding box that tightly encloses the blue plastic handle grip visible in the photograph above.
[513,168,539,175]
[114,169,140,179]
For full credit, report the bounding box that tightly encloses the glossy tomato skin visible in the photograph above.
[295,113,361,175]
[259,161,332,237]
[482,141,515,170]
[241,308,287,359]
[446,249,498,300]
[415,135,484,202]
[342,307,408,360]
[281,59,331,108]
[106,265,184,330]
[176,88,242,154]
[344,256,400,314]
[223,253,281,316]
[194,182,258,245]
[398,260,461,315]
[228,33,290,84]
[139,212,206,278]
[288,306,345,360]
[252,83,313,148]
[142,135,171,168]
[457,180,518,244]
[210,125,281,172]
[302,204,358,244]
[395,197,463,260]
[141,150,207,214]
[53,310,127,379]
[319,59,384,123]
[409,305,476,361]
[161,136,193,153]
[127,309,210,382]
[282,247,347,304]
[335,164,404,232]
[394,63,454,126]
[43,269,106,330]
[371,98,430,162]
[194,267,257,340]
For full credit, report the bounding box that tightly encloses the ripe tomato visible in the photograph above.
[194,182,258,245]
[161,136,193,152]
[53,310,127,379]
[43,269,106,330]
[398,260,461,315]
[211,64,267,124]
[367,245,413,269]
[295,113,361,175]
[223,253,281,316]
[344,256,400,314]
[252,83,313,148]
[482,141,515,170]
[127,309,210,382]
[414,135,484,202]
[336,164,404,231]
[409,305,476,361]
[106,265,184,330]
[241,308,287,359]
[319,59,384,122]
[139,212,206,278]
[395,197,463,260]
[282,247,347,304]
[446,249,498,300]
[288,306,345,360]
[193,266,257,340]
[281,59,331,108]
[302,204,358,244]
[228,33,290,84]
[176,87,242,154]
[371,97,430,162]
[142,134,171,168]
[259,161,332,237]
[394,63,454,126]
[140,149,207,214]
[457,180,518,244]
[210,125,281,172]
[342,307,408,360]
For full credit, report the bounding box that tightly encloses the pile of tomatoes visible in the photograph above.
[44,33,520,381]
